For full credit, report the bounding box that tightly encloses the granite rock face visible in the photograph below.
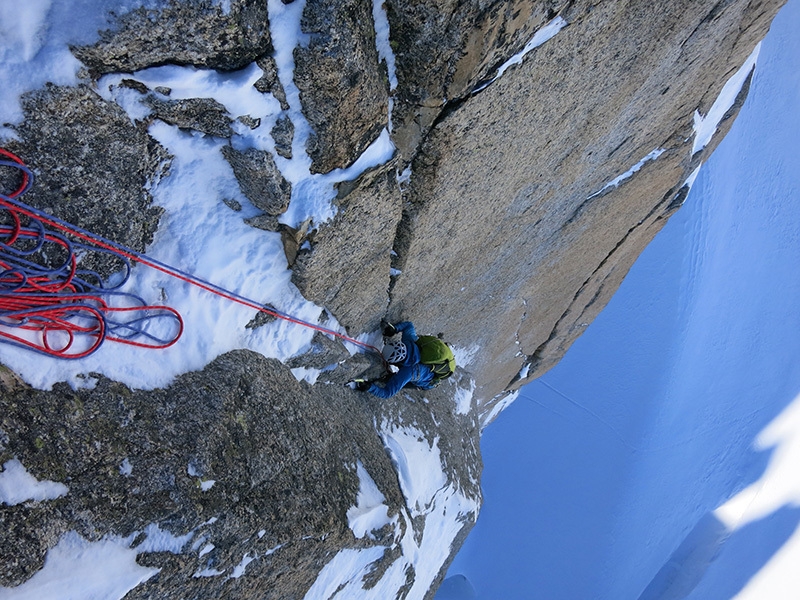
[294,0,390,173]
[386,0,779,408]
[72,0,273,75]
[291,159,404,335]
[0,353,481,599]
[0,0,787,598]
[385,0,570,159]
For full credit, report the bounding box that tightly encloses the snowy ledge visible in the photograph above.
[692,44,761,154]
[473,17,567,93]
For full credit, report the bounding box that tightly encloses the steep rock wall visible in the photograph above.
[391,0,777,410]
[300,0,781,412]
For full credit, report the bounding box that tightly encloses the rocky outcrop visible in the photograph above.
[0,352,482,599]
[72,0,273,75]
[294,0,389,173]
[145,95,234,138]
[0,0,787,598]
[221,145,292,215]
[4,84,167,275]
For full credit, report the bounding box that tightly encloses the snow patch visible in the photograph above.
[0,531,158,600]
[372,0,398,92]
[372,0,397,130]
[187,463,215,491]
[517,363,531,380]
[379,423,446,518]
[193,567,225,578]
[692,43,761,154]
[474,16,567,92]
[119,458,133,477]
[481,391,519,430]
[684,165,702,191]
[0,522,194,598]
[135,523,193,555]
[454,380,475,415]
[0,458,68,505]
[213,0,231,15]
[347,462,393,540]
[291,366,321,384]
[228,553,256,579]
[98,62,282,152]
[452,344,480,368]
[588,148,666,199]
[302,547,386,599]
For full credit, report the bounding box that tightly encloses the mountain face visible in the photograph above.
[0,0,785,598]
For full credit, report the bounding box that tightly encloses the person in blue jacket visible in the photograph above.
[357,321,436,398]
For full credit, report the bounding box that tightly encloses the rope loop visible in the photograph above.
[0,149,183,358]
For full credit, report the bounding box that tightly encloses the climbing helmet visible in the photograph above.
[382,340,407,364]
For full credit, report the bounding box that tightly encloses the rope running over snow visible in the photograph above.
[0,149,381,360]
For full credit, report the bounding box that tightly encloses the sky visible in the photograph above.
[444,1,800,598]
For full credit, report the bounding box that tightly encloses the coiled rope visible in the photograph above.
[0,150,183,358]
[0,149,381,360]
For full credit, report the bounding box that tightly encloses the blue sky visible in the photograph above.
[444,1,800,598]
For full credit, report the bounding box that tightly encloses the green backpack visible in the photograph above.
[416,336,456,383]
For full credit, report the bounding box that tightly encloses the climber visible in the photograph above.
[356,320,456,398]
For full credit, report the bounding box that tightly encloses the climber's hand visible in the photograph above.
[381,320,397,337]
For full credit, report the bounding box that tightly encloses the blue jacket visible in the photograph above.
[368,321,436,398]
